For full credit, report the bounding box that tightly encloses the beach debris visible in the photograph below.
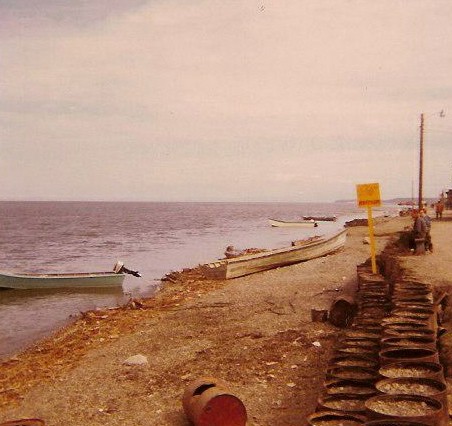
[363,236,370,244]
[182,377,247,426]
[161,267,206,283]
[161,271,180,283]
[0,421,45,426]
[312,341,321,347]
[123,354,148,366]
[311,308,328,322]
[124,298,144,310]
[224,246,267,259]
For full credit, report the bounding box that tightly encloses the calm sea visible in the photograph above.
[0,201,398,359]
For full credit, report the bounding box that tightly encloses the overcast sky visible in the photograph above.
[1,0,451,202]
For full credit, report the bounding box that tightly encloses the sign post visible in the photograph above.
[356,183,381,274]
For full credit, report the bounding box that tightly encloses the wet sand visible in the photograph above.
[0,212,451,425]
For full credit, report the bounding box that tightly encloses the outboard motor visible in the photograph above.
[113,261,141,277]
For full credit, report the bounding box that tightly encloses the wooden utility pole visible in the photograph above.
[418,113,424,210]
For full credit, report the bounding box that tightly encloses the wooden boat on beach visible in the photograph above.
[200,229,347,280]
[0,261,140,290]
[269,218,318,228]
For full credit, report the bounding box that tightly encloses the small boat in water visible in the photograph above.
[303,215,337,222]
[201,229,347,279]
[0,261,140,290]
[269,218,318,228]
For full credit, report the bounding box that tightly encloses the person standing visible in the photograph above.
[410,209,427,253]
[435,200,444,219]
[421,209,433,252]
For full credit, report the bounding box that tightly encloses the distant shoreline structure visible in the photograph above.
[334,197,438,204]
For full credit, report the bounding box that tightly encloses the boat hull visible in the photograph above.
[0,272,125,290]
[201,229,347,280]
[269,218,317,227]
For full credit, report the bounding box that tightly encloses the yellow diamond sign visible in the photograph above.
[356,183,381,207]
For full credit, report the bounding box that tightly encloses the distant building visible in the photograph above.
[446,189,452,209]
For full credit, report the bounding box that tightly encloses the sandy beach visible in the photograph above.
[1,211,451,425]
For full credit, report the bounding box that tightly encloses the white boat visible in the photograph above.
[269,218,318,228]
[0,261,139,290]
[200,229,347,280]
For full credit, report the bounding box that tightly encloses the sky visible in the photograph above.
[1,0,451,202]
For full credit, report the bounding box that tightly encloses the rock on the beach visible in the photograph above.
[123,354,148,366]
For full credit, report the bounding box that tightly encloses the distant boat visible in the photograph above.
[303,215,337,222]
[0,261,140,290]
[269,218,318,227]
[200,229,347,280]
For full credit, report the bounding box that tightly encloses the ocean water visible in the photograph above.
[0,201,398,359]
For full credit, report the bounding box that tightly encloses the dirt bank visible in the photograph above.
[1,213,450,425]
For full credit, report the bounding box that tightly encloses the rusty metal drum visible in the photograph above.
[379,348,439,365]
[375,377,447,406]
[365,394,446,425]
[182,377,247,426]
[379,361,444,381]
[364,420,430,425]
[307,410,366,425]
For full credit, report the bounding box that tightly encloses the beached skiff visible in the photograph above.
[269,218,318,228]
[201,229,347,280]
[0,262,135,289]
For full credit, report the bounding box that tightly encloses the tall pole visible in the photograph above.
[418,113,424,210]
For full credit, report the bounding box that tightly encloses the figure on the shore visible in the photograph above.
[409,209,427,253]
[435,200,444,219]
[421,209,433,252]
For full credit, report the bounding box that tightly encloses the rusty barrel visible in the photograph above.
[379,348,439,366]
[329,296,356,327]
[329,354,379,369]
[380,336,436,350]
[324,379,377,396]
[307,410,366,425]
[365,394,446,425]
[327,366,380,382]
[375,377,447,406]
[317,394,369,414]
[364,420,430,425]
[379,361,444,381]
[182,377,247,426]
[383,327,435,338]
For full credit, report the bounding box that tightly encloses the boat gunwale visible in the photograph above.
[0,271,125,279]
[268,218,317,226]
[206,229,347,267]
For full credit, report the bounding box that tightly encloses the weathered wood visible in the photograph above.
[200,230,348,280]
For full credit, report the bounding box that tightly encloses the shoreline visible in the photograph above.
[1,213,451,425]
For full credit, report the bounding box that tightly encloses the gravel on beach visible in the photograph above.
[1,213,452,425]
